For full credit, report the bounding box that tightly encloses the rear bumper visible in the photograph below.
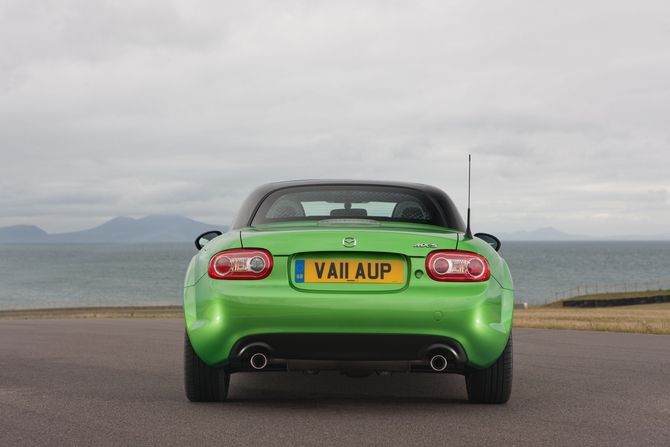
[184,272,514,370]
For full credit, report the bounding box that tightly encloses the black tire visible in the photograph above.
[184,331,230,402]
[465,333,513,404]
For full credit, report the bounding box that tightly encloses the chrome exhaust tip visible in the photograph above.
[250,353,268,370]
[429,355,447,371]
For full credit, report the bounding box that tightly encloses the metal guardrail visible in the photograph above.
[0,299,182,312]
[544,280,670,304]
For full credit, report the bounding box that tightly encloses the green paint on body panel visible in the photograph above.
[184,221,513,369]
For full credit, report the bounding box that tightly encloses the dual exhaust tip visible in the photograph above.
[250,352,448,372]
[429,355,448,371]
[250,353,268,370]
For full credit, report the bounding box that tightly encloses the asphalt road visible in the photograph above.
[1,319,669,446]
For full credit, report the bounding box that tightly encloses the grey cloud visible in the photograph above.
[1,0,228,69]
[1,1,670,235]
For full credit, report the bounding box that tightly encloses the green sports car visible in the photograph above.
[183,180,514,403]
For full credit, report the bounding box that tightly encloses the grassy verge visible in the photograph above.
[513,302,670,335]
[0,306,183,320]
[0,312,185,320]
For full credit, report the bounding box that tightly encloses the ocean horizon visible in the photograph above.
[1,241,669,310]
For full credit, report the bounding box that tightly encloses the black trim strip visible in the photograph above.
[229,333,468,363]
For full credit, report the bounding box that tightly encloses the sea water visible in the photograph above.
[500,241,670,304]
[0,243,194,310]
[1,241,669,310]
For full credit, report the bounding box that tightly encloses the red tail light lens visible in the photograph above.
[208,249,273,280]
[425,250,490,282]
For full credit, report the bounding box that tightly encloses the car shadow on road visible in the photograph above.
[223,370,471,406]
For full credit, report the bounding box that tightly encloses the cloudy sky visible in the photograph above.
[1,0,669,236]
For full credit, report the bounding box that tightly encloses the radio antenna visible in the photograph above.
[464,154,473,239]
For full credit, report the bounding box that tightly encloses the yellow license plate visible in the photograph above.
[295,260,405,283]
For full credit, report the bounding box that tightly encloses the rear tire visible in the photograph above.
[184,331,229,402]
[465,333,513,404]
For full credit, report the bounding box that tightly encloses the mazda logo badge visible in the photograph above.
[342,237,356,248]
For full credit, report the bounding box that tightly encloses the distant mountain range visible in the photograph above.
[495,226,670,241]
[1,219,668,243]
[0,216,228,244]
[495,227,593,241]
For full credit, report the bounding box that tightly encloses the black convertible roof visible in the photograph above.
[229,180,466,232]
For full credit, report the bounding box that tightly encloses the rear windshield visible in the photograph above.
[251,186,447,226]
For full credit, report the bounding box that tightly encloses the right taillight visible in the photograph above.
[425,250,490,282]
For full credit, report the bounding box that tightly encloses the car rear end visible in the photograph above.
[183,181,514,403]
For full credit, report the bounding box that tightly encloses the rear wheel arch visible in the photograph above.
[465,332,513,404]
[184,330,230,402]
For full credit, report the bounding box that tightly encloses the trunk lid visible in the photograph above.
[240,222,459,292]
[240,222,458,256]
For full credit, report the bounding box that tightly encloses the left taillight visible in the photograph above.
[208,249,273,280]
[425,250,490,282]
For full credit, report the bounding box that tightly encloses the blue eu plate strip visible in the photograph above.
[294,260,305,283]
